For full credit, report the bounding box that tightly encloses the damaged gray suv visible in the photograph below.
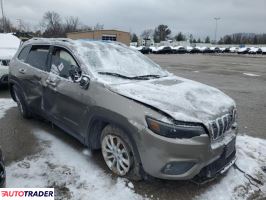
[9,38,238,181]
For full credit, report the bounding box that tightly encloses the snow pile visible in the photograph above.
[195,135,266,200]
[243,73,260,77]
[0,33,21,60]
[0,98,17,119]
[6,129,144,200]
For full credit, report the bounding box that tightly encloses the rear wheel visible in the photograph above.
[101,125,143,180]
[13,86,31,118]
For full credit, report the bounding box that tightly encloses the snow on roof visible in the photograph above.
[0,33,21,49]
[0,49,18,60]
[260,47,266,52]
[173,46,184,50]
[0,33,21,60]
[238,47,248,52]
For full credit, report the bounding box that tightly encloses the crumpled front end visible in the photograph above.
[107,75,238,180]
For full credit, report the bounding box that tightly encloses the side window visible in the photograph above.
[18,45,31,62]
[50,47,80,80]
[26,45,50,71]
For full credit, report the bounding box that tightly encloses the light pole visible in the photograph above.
[214,17,220,44]
[17,19,22,32]
[0,0,5,32]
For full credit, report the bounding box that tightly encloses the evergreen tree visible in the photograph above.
[131,33,138,42]
[175,32,186,41]
[205,36,210,43]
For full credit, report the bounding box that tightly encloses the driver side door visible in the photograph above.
[43,46,88,137]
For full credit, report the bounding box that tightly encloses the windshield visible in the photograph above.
[76,41,167,78]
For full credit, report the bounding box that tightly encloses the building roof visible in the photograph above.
[66,29,130,35]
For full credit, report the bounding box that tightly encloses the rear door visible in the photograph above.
[43,46,88,137]
[16,45,50,112]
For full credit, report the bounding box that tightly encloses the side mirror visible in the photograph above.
[79,75,90,90]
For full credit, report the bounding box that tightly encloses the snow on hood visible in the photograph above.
[109,76,235,125]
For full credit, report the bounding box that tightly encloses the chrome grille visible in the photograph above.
[209,109,237,140]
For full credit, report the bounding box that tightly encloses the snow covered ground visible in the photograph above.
[7,129,143,200]
[1,98,265,200]
[0,98,17,119]
[243,73,261,77]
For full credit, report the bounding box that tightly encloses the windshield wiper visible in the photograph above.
[131,74,162,79]
[98,72,133,79]
[98,72,163,80]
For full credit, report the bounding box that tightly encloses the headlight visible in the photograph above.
[146,117,206,139]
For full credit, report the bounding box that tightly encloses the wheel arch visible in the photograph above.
[85,107,142,164]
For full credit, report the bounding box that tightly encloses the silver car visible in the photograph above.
[9,38,238,181]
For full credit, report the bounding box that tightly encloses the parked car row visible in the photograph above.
[130,45,266,55]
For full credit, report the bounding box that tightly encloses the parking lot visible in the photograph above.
[0,54,266,199]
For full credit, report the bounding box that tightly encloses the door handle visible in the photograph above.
[46,79,57,87]
[19,68,26,74]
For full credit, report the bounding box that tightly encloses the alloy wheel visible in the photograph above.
[101,135,131,176]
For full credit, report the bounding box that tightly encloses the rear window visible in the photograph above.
[26,45,50,70]
[18,45,31,62]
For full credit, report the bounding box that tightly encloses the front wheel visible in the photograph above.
[101,125,143,180]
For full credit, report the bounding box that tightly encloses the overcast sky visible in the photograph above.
[3,0,266,39]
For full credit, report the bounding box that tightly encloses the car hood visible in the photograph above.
[109,76,235,126]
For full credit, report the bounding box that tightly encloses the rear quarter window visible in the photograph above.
[18,45,31,62]
[26,45,50,71]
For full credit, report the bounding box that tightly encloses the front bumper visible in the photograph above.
[138,127,237,180]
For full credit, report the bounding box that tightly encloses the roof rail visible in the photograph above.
[30,37,72,41]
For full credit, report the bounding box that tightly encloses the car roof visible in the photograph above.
[22,38,126,49]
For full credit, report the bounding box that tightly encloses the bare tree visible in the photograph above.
[141,29,153,39]
[0,17,14,32]
[16,19,32,32]
[64,16,79,33]
[78,24,93,31]
[94,23,104,30]
[41,11,63,37]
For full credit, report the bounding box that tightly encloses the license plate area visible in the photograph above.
[224,138,236,158]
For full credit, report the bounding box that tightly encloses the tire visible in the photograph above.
[13,86,32,119]
[101,125,143,180]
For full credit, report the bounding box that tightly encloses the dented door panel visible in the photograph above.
[43,73,89,137]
